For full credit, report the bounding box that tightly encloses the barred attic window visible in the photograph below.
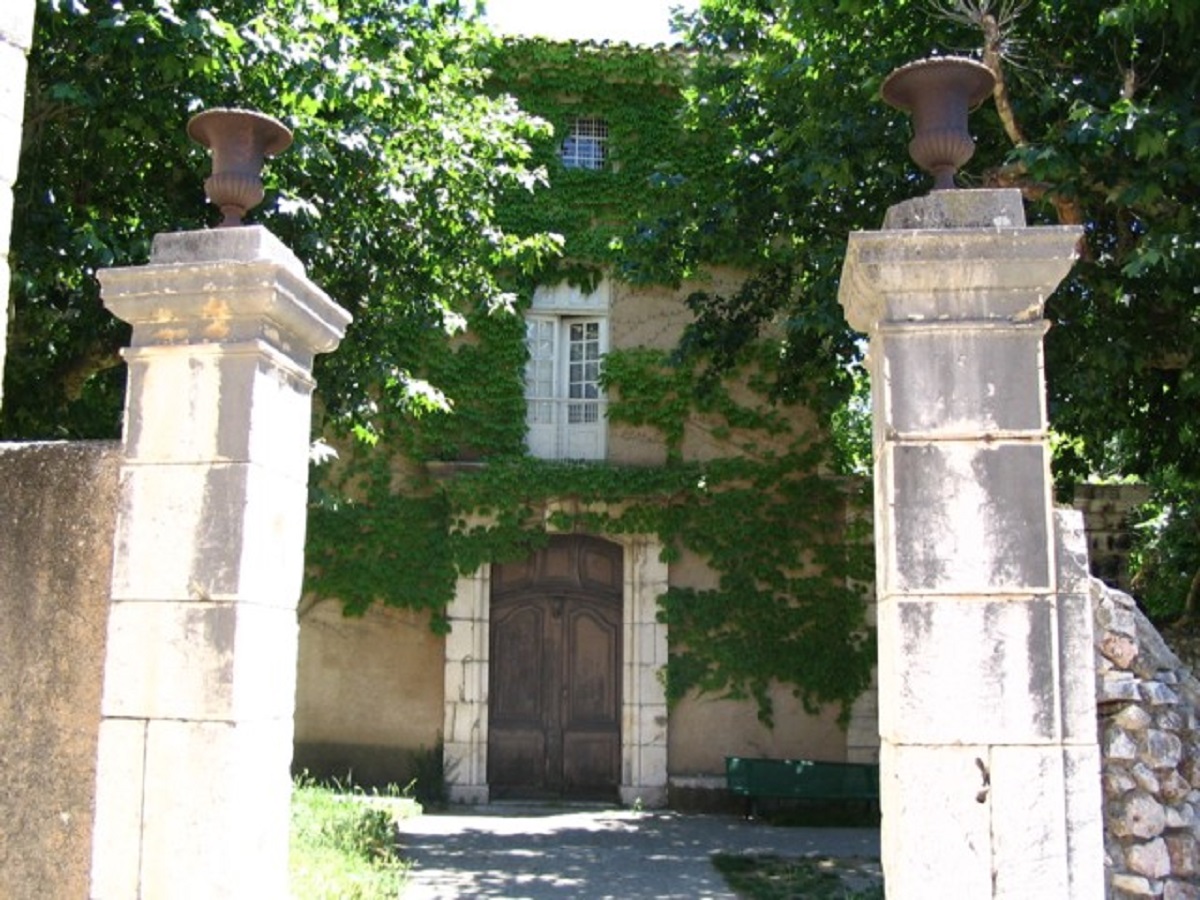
[560,117,608,170]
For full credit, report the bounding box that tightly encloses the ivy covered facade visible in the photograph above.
[293,38,876,806]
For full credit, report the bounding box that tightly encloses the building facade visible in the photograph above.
[292,38,877,806]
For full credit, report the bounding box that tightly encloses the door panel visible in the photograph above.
[490,604,544,722]
[488,536,622,800]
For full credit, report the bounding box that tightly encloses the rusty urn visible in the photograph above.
[187,108,293,226]
[881,56,995,191]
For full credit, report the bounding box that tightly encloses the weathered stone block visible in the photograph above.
[840,219,1082,332]
[1108,726,1142,761]
[1165,833,1199,877]
[1162,771,1194,805]
[1109,769,1140,796]
[1165,803,1195,829]
[100,228,349,366]
[0,1,36,50]
[1097,597,1140,638]
[1055,508,1092,595]
[120,347,314,480]
[1143,682,1182,707]
[991,745,1071,897]
[1141,730,1185,769]
[1134,762,1164,794]
[1059,591,1102,741]
[0,442,120,900]
[0,178,12,249]
[1104,633,1142,668]
[1164,880,1200,900]
[89,719,148,900]
[886,442,1051,593]
[109,463,307,606]
[1112,872,1163,898]
[882,188,1026,231]
[0,50,28,187]
[1159,710,1185,732]
[880,325,1046,435]
[1127,837,1172,878]
[879,744,992,900]
[1103,674,1145,704]
[138,718,293,898]
[1063,743,1108,898]
[100,600,298,721]
[1113,791,1168,840]
[878,596,1059,744]
[1118,705,1155,732]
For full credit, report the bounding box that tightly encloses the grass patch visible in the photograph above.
[290,776,420,900]
[713,853,884,900]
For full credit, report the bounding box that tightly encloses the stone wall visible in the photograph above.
[1076,484,1152,592]
[0,441,121,900]
[1096,578,1200,899]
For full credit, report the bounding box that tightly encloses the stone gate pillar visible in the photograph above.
[89,227,350,898]
[839,189,1105,898]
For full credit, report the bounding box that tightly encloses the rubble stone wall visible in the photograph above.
[1096,578,1200,899]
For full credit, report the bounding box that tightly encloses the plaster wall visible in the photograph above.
[607,272,817,466]
[669,692,847,775]
[0,441,120,900]
[294,602,445,786]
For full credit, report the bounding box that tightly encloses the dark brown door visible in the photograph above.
[488,536,622,800]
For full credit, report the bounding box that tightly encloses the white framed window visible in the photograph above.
[560,117,608,171]
[525,283,610,460]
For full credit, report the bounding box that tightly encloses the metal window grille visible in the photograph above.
[560,118,608,170]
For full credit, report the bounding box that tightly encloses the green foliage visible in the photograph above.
[483,38,718,285]
[290,775,415,900]
[9,0,558,439]
[648,0,1200,488]
[307,488,456,628]
[1129,471,1200,621]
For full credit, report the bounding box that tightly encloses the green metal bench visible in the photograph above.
[725,756,880,818]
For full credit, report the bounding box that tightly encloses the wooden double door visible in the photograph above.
[488,536,622,801]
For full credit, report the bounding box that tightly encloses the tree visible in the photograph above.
[636,0,1200,612]
[6,0,559,440]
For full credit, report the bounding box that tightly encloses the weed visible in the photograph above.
[290,774,418,899]
[713,853,884,900]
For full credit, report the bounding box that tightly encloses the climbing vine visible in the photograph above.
[304,38,875,724]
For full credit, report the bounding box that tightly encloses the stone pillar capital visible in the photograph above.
[99,226,351,367]
[838,190,1082,333]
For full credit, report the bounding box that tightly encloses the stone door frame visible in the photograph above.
[442,533,669,807]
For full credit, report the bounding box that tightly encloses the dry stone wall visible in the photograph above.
[1096,578,1200,899]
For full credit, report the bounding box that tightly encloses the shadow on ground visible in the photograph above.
[396,807,881,899]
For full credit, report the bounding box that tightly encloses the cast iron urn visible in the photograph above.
[881,56,995,191]
[187,108,293,226]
